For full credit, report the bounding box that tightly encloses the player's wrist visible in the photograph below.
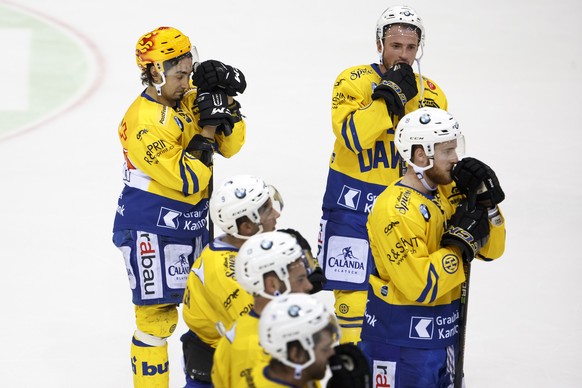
[487,205,503,226]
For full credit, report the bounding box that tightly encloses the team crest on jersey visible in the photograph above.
[442,254,459,274]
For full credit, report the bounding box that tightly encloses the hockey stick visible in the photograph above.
[208,172,214,241]
[454,187,483,387]
[454,259,471,388]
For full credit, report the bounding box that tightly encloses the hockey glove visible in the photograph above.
[452,157,505,208]
[191,59,247,96]
[307,266,327,294]
[441,200,490,262]
[196,90,234,136]
[327,344,371,388]
[278,228,326,293]
[185,134,215,167]
[371,63,418,116]
[278,228,312,251]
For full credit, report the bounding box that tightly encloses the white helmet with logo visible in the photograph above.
[235,231,304,299]
[209,174,283,239]
[376,5,425,46]
[395,107,464,172]
[259,293,339,374]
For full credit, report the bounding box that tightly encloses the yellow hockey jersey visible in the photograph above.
[361,181,506,349]
[182,237,254,348]
[319,64,447,291]
[113,89,245,238]
[211,310,270,388]
[322,63,447,214]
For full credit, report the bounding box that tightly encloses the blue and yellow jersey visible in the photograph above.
[361,181,506,349]
[182,237,254,348]
[113,89,246,238]
[212,311,270,388]
[319,64,447,292]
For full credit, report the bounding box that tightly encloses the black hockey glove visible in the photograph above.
[441,200,490,262]
[185,134,215,167]
[191,59,247,96]
[278,228,326,293]
[327,344,371,388]
[452,157,505,209]
[196,90,234,136]
[371,63,418,116]
[278,228,312,251]
[307,266,326,294]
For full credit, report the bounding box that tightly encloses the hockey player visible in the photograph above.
[181,174,283,387]
[360,107,506,386]
[248,293,340,387]
[211,230,314,388]
[317,5,448,344]
[111,26,246,388]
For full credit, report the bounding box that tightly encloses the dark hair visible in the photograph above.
[139,51,193,86]
[140,64,154,86]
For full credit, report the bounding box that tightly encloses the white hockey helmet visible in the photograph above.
[376,5,425,45]
[395,107,464,171]
[235,231,304,299]
[259,293,339,373]
[209,174,283,239]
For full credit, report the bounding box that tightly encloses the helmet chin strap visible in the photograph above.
[414,46,425,108]
[412,164,437,192]
[153,72,167,96]
[293,365,304,380]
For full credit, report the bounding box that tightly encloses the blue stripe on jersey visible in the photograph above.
[348,113,363,152]
[341,120,354,152]
[416,263,439,303]
[185,163,199,193]
[180,152,190,194]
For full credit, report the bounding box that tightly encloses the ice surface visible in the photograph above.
[1,0,581,386]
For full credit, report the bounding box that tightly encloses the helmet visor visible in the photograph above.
[162,47,199,74]
[268,185,284,214]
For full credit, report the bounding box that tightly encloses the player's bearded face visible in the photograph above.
[426,140,459,185]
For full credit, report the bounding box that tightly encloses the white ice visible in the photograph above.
[1,0,581,387]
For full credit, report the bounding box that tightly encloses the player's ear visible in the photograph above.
[288,342,309,364]
[263,274,279,295]
[149,66,161,83]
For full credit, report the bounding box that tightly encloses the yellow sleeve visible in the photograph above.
[211,335,232,387]
[331,65,394,154]
[477,207,506,260]
[215,119,246,158]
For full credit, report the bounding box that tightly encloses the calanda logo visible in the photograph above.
[0,2,97,140]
